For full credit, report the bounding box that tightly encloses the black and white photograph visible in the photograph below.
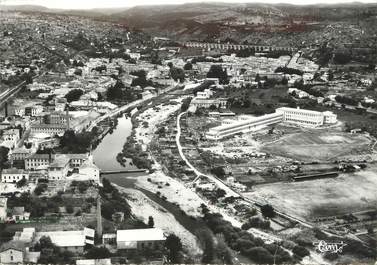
[0,0,376,264]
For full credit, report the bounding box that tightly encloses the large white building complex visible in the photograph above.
[206,112,283,140]
[206,107,337,140]
[276,107,337,127]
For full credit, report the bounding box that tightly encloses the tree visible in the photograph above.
[209,104,217,111]
[85,246,111,259]
[181,97,192,112]
[245,247,274,264]
[184,62,193,70]
[200,229,215,263]
[0,146,9,169]
[261,204,275,218]
[210,166,226,179]
[207,65,229,84]
[65,89,83,102]
[107,80,124,100]
[165,234,183,263]
[292,245,310,258]
[148,216,154,228]
[255,74,261,82]
[215,188,226,198]
[16,177,27,188]
[170,67,185,82]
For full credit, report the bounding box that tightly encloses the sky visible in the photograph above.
[1,0,376,9]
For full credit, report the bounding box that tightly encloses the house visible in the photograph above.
[67,153,89,168]
[0,197,7,221]
[25,154,52,170]
[9,148,33,163]
[34,229,94,253]
[2,129,20,148]
[1,168,29,183]
[30,123,67,136]
[116,228,166,250]
[9,207,30,221]
[0,240,40,264]
[48,155,70,181]
[0,241,25,264]
[72,159,100,183]
[25,106,44,117]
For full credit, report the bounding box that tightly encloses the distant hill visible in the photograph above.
[0,4,50,12]
[2,2,377,46]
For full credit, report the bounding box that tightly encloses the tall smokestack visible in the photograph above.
[66,105,70,130]
[96,196,102,238]
[4,102,8,118]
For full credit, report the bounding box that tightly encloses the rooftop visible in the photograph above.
[0,240,25,252]
[116,228,165,242]
[34,230,86,247]
[2,168,27,174]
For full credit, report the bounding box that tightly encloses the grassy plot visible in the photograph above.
[262,130,371,161]
[244,166,377,220]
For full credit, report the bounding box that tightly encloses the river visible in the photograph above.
[93,114,144,187]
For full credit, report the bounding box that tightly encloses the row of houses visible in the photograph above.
[2,153,99,183]
[0,227,166,264]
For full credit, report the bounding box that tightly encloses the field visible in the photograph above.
[262,129,372,161]
[244,165,377,221]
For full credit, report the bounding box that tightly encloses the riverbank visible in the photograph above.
[115,185,203,259]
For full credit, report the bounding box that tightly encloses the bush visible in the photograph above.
[261,204,275,218]
[292,245,310,258]
[241,217,270,230]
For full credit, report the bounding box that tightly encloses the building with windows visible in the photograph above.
[0,241,26,264]
[116,228,166,250]
[191,98,228,109]
[276,107,337,127]
[24,154,52,170]
[30,123,67,136]
[206,112,283,140]
[67,153,89,168]
[2,129,20,148]
[48,155,70,181]
[1,168,29,183]
[10,148,33,163]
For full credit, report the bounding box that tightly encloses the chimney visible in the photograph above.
[97,196,102,238]
[66,106,70,130]
[4,102,8,117]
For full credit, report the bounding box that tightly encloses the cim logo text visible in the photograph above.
[313,240,347,254]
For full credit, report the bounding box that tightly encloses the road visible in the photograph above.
[176,112,239,197]
[0,80,27,108]
[175,111,317,229]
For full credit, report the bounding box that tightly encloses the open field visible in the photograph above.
[244,165,377,221]
[262,129,372,161]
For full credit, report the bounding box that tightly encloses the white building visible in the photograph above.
[206,112,283,140]
[1,168,29,183]
[191,98,228,109]
[276,107,337,127]
[0,241,27,264]
[116,228,166,250]
[32,228,94,253]
[25,154,52,170]
[48,155,70,181]
[2,129,20,148]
